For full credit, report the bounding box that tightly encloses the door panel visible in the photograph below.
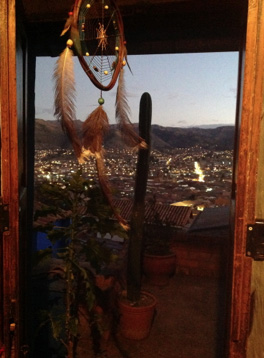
[0,0,27,356]
[229,0,264,356]
[0,0,19,354]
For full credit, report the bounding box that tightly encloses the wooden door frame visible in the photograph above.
[0,0,20,356]
[228,0,264,356]
[0,0,263,356]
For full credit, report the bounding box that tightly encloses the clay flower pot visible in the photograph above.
[118,291,157,340]
[143,252,176,286]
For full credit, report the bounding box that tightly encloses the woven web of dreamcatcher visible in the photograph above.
[76,0,123,90]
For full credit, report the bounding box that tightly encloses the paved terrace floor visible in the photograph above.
[32,260,227,358]
[102,273,227,358]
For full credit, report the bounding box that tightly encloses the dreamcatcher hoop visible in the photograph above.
[71,0,126,91]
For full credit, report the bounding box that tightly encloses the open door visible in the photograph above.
[0,0,34,356]
[228,1,264,357]
[0,0,20,356]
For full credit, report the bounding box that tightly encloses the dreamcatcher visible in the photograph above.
[54,0,146,229]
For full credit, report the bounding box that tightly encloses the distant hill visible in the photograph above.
[35,119,235,151]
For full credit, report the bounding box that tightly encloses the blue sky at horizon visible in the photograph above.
[36,52,239,128]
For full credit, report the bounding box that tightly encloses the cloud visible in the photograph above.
[170,119,188,127]
[36,107,53,116]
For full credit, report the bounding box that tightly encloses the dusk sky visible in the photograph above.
[36,52,239,128]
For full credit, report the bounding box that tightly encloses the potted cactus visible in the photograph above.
[118,92,157,340]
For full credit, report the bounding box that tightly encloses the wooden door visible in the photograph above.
[228,1,264,357]
[0,0,34,356]
[0,0,20,356]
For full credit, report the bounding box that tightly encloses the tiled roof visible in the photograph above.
[112,199,192,228]
[188,206,230,232]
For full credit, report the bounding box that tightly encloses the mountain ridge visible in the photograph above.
[35,118,235,151]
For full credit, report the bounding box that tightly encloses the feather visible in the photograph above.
[95,152,129,231]
[82,105,109,153]
[54,45,82,160]
[115,68,146,149]
[123,46,133,74]
[81,106,128,229]
[60,14,73,36]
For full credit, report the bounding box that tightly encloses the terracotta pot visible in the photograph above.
[143,252,176,286]
[118,291,157,340]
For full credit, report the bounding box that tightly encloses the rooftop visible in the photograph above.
[112,199,193,228]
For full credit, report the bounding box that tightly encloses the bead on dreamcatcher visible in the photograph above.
[54,0,146,229]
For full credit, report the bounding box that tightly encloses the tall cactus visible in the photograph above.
[127,92,152,302]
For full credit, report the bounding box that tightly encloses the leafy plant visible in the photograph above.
[33,170,126,357]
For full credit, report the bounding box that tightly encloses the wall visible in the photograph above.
[171,232,228,278]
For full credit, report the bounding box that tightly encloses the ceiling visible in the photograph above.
[20,0,247,56]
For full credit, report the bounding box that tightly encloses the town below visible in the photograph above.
[35,146,233,211]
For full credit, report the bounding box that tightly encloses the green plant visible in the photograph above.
[33,170,126,357]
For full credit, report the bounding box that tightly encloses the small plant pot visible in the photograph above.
[118,291,157,340]
[143,252,176,286]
